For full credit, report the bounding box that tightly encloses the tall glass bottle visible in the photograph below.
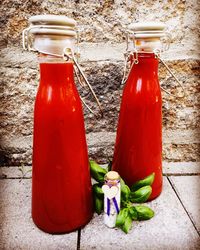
[112,22,168,200]
[23,15,93,233]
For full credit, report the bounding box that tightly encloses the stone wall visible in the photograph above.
[0,0,199,165]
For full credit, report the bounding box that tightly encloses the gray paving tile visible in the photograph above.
[0,179,77,250]
[80,177,200,250]
[170,176,200,233]
[163,162,200,175]
[0,166,32,179]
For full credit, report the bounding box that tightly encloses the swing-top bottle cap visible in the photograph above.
[128,22,170,52]
[28,14,77,37]
[105,171,120,181]
[23,15,77,55]
[129,22,165,38]
[29,15,76,26]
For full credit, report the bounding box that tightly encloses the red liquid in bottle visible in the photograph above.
[112,53,162,200]
[32,61,93,233]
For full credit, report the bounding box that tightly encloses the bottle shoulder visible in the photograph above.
[121,76,162,107]
[35,83,82,108]
[124,75,161,93]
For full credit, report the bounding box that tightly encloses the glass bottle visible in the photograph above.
[112,22,168,200]
[23,15,94,233]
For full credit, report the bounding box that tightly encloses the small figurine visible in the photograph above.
[102,171,121,228]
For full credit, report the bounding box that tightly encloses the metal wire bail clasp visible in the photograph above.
[154,49,185,98]
[63,47,103,117]
[161,32,172,52]
[22,27,34,51]
[121,31,139,85]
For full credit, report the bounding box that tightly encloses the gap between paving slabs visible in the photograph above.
[168,175,200,236]
[0,162,200,250]
[0,178,199,250]
[79,177,200,250]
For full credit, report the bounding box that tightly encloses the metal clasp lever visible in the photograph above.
[154,50,185,98]
[63,48,103,116]
[121,49,139,85]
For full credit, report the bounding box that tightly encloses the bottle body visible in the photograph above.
[112,53,162,200]
[32,59,93,233]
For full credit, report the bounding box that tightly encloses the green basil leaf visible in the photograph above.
[94,196,103,215]
[128,206,138,220]
[130,186,152,203]
[92,183,104,198]
[121,184,131,203]
[116,208,129,227]
[122,215,132,234]
[120,177,126,186]
[134,205,155,220]
[89,160,107,183]
[131,173,155,192]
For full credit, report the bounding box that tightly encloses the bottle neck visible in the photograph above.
[130,53,159,77]
[39,55,74,86]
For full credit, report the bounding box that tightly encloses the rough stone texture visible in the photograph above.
[0,179,78,249]
[0,0,200,165]
[1,0,199,48]
[170,176,200,233]
[81,177,200,250]
[1,162,199,180]
[163,161,200,175]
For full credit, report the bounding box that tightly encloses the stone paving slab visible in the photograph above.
[80,177,200,250]
[169,176,200,233]
[0,179,77,250]
[163,162,200,175]
[0,166,32,179]
[0,168,200,250]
